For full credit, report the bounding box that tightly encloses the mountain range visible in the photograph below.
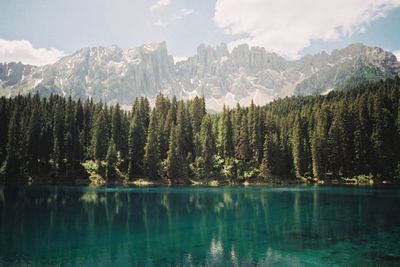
[1,42,399,110]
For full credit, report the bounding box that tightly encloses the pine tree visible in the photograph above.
[90,105,109,161]
[162,109,173,158]
[2,107,20,179]
[371,95,395,177]
[190,96,206,158]
[128,114,145,178]
[106,141,118,179]
[26,105,41,173]
[190,96,206,134]
[236,114,250,162]
[199,115,214,177]
[291,114,307,178]
[260,133,272,179]
[311,108,329,179]
[111,103,123,153]
[166,125,181,179]
[248,101,260,163]
[176,101,192,158]
[143,111,160,179]
[39,118,53,165]
[82,99,93,159]
[0,98,9,164]
[261,132,286,179]
[217,106,234,159]
[233,104,243,158]
[64,97,76,176]
[52,101,65,176]
[138,97,150,130]
[353,95,371,174]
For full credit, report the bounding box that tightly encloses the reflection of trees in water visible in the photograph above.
[0,186,380,266]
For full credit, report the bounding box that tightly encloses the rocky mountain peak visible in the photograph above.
[216,43,230,58]
[0,42,398,111]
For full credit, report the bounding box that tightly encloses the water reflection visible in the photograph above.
[0,185,400,266]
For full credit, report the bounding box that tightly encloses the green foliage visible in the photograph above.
[236,114,250,162]
[336,66,392,92]
[394,162,400,180]
[217,106,234,159]
[260,134,273,179]
[0,76,399,183]
[128,113,145,178]
[165,126,181,179]
[311,108,329,178]
[199,115,214,178]
[105,141,118,179]
[52,101,65,176]
[222,157,238,180]
[143,111,160,179]
[190,156,206,179]
[90,105,109,161]
[2,107,21,179]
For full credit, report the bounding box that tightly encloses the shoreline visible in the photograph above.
[3,176,399,186]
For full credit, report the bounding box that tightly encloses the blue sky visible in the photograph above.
[0,0,400,65]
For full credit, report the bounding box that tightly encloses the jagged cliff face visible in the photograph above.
[0,42,398,110]
[175,43,290,109]
[0,42,177,105]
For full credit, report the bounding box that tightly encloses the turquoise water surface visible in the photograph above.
[1,185,400,266]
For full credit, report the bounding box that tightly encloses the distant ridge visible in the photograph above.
[1,42,399,110]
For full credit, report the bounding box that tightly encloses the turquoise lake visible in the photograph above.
[1,185,400,266]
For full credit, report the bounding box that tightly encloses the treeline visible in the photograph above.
[0,76,400,183]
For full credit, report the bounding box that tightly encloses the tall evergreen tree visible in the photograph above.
[248,101,260,162]
[291,114,309,178]
[0,98,9,164]
[190,96,206,158]
[371,95,396,177]
[166,125,181,179]
[26,105,41,173]
[52,101,65,176]
[90,105,109,161]
[128,114,145,178]
[143,111,160,179]
[111,103,123,153]
[64,97,77,176]
[260,133,272,179]
[199,115,214,177]
[217,106,234,159]
[106,141,118,179]
[176,101,192,158]
[2,107,20,179]
[311,108,329,178]
[236,114,250,162]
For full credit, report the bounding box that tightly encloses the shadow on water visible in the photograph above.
[1,184,400,266]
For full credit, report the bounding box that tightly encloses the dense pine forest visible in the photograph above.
[0,77,400,184]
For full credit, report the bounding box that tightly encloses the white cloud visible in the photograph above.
[155,18,168,28]
[0,39,64,66]
[180,8,193,16]
[172,8,194,20]
[214,0,400,58]
[393,50,400,61]
[150,0,171,11]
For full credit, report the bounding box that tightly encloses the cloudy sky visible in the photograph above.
[1,0,400,65]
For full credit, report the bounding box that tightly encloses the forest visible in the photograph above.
[0,76,399,184]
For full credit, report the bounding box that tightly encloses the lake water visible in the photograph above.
[1,185,400,266]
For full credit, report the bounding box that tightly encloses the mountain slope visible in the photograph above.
[0,42,398,110]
